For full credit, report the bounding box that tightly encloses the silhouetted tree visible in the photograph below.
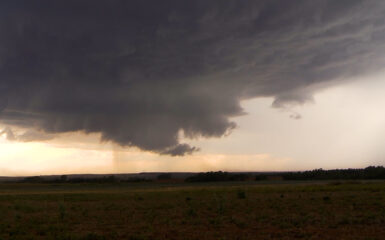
[157,173,172,180]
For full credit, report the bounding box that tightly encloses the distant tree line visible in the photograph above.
[185,171,251,182]
[21,175,151,183]
[17,166,385,184]
[281,166,385,180]
[157,173,172,180]
[185,166,385,182]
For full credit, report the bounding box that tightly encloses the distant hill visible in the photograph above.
[1,166,384,183]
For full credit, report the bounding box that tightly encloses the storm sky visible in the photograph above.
[1,1,385,175]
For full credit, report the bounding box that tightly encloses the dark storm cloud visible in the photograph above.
[1,0,385,155]
[161,144,200,157]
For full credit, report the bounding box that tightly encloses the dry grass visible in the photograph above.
[0,181,384,239]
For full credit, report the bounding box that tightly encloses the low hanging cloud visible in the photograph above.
[0,127,54,142]
[1,0,385,155]
[0,127,16,141]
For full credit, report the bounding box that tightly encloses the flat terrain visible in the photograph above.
[0,181,384,240]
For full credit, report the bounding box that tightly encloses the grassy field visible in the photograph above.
[0,181,384,240]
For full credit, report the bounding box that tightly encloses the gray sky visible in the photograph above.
[1,1,385,175]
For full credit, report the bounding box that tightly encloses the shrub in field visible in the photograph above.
[237,189,246,199]
[59,204,66,221]
[83,233,106,240]
[323,196,331,202]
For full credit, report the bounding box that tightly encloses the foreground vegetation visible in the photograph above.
[0,181,384,240]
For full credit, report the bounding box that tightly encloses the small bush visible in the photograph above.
[323,196,331,201]
[237,189,246,199]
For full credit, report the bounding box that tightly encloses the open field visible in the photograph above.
[0,181,384,240]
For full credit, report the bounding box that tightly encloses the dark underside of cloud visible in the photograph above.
[1,0,385,155]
